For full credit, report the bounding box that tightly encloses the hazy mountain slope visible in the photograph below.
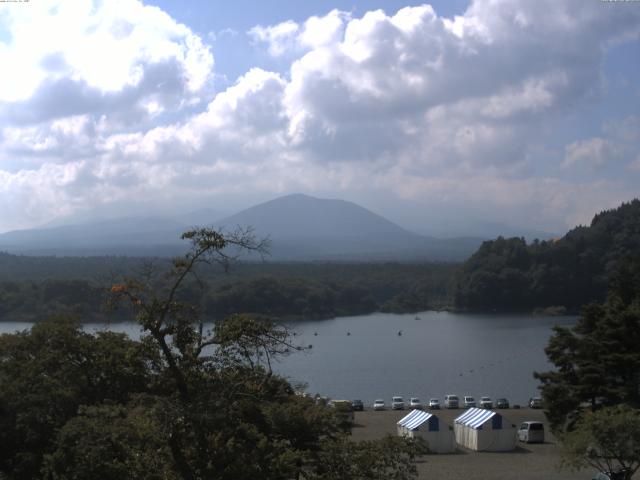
[216,194,412,239]
[215,194,482,261]
[0,217,186,255]
[0,194,483,260]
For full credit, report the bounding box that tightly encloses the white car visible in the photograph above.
[517,421,545,443]
[479,396,493,409]
[428,398,440,410]
[409,397,422,409]
[392,396,405,410]
[444,394,459,409]
[373,399,385,411]
[464,396,476,408]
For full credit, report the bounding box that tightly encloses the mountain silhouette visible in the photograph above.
[0,194,482,260]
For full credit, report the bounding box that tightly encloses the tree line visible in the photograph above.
[452,199,640,312]
[535,256,640,479]
[0,261,455,323]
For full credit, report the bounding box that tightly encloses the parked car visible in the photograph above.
[392,396,405,410]
[373,399,385,411]
[529,396,543,409]
[352,399,364,411]
[496,398,510,409]
[428,398,441,410]
[409,397,422,409]
[479,396,493,409]
[463,396,476,408]
[444,394,459,409]
[517,421,545,443]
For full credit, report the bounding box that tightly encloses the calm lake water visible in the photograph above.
[0,311,575,406]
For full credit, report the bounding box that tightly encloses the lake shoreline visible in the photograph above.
[0,305,577,324]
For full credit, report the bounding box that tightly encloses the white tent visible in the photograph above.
[397,409,455,453]
[454,408,516,452]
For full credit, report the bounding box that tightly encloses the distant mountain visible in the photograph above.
[0,217,186,256]
[215,193,482,261]
[0,194,483,261]
[217,193,412,239]
[178,208,227,228]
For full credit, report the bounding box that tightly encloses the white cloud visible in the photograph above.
[249,9,349,57]
[0,0,213,119]
[248,20,300,57]
[563,137,619,169]
[562,115,640,170]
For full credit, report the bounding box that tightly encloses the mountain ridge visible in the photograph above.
[0,194,483,260]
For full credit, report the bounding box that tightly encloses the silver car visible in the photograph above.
[464,395,476,408]
[444,394,459,409]
[479,396,493,409]
[391,396,405,410]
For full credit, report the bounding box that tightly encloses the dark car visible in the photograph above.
[529,396,543,409]
[496,398,509,409]
[352,399,364,411]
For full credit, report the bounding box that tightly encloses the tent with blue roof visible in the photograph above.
[454,407,516,451]
[397,409,455,453]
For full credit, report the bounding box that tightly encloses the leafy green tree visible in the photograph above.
[107,228,425,480]
[560,405,640,480]
[535,257,640,430]
[309,436,427,480]
[453,199,640,312]
[0,317,154,479]
[43,401,177,480]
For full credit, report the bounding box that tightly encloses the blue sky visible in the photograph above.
[148,0,471,82]
[0,0,638,236]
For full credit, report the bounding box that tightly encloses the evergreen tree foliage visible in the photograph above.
[560,405,640,480]
[535,257,640,431]
[453,199,640,311]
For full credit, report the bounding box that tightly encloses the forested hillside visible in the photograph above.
[452,199,640,312]
[0,258,455,322]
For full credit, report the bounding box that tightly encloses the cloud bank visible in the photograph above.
[1,0,639,233]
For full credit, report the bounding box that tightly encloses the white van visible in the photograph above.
[518,421,545,443]
[444,394,459,409]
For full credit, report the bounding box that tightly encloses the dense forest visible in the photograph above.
[452,199,640,312]
[0,257,455,322]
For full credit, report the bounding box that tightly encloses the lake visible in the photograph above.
[0,311,575,406]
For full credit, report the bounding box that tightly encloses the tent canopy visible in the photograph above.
[398,409,433,430]
[455,408,503,430]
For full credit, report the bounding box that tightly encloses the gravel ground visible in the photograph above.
[351,407,595,480]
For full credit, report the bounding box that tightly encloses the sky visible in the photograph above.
[0,0,639,236]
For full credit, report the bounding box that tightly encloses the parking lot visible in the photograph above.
[351,407,596,480]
